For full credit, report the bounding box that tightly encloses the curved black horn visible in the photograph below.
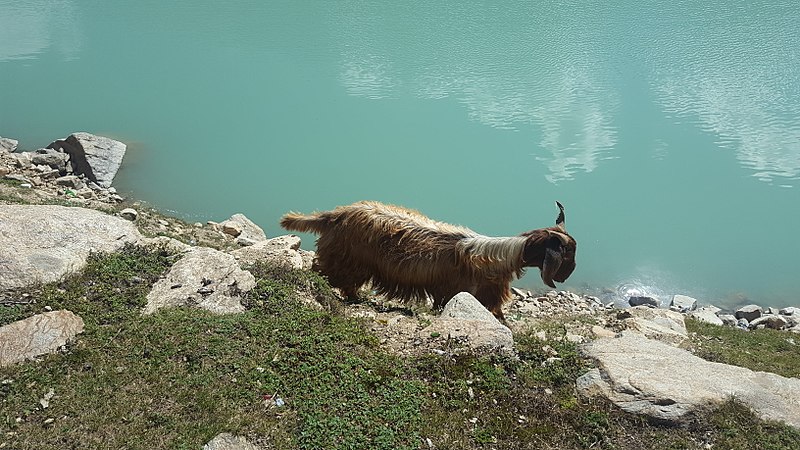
[555,201,566,230]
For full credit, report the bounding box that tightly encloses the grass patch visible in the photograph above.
[3,247,799,449]
[686,318,800,378]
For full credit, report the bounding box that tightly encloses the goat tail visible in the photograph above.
[280,211,330,235]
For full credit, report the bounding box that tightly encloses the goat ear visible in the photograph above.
[541,246,562,289]
[541,233,564,289]
[555,201,566,231]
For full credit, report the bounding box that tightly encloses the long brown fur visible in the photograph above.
[280,201,576,323]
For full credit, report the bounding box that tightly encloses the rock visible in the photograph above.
[628,296,659,308]
[0,205,141,290]
[143,247,256,315]
[221,221,243,237]
[577,332,800,428]
[298,249,315,270]
[55,175,85,190]
[780,307,799,316]
[688,307,724,326]
[220,213,267,243]
[419,292,514,352]
[735,304,763,322]
[0,136,19,153]
[31,149,68,173]
[749,315,788,330]
[47,132,126,188]
[0,310,85,367]
[719,314,737,326]
[621,306,687,346]
[591,325,617,338]
[231,235,304,270]
[119,208,139,221]
[203,433,260,450]
[670,295,697,313]
[736,318,749,329]
[3,173,30,183]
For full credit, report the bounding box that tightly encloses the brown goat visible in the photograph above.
[280,201,576,322]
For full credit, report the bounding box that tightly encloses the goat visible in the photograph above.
[280,201,576,323]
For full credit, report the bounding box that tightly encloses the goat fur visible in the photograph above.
[280,201,576,322]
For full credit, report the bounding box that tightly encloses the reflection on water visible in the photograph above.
[641,0,800,186]
[330,1,619,184]
[0,0,81,62]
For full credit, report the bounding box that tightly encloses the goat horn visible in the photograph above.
[555,201,566,230]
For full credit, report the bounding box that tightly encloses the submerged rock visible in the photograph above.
[628,296,659,308]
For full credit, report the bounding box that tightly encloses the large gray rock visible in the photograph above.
[578,332,800,428]
[143,247,256,315]
[420,292,514,352]
[0,205,141,290]
[0,310,85,367]
[621,306,687,346]
[231,234,304,269]
[203,433,260,450]
[220,213,267,244]
[0,136,18,153]
[47,132,126,188]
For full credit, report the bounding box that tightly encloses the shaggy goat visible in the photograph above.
[280,201,576,322]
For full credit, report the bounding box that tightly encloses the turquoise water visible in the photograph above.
[2,1,799,308]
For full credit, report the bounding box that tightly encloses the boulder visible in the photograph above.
[577,332,800,428]
[0,310,85,367]
[628,296,659,308]
[0,136,19,153]
[735,304,763,322]
[419,292,514,352]
[688,307,724,326]
[669,294,697,313]
[621,306,687,346]
[231,235,303,270]
[220,213,267,243]
[47,132,126,188]
[203,433,260,450]
[0,205,141,290]
[143,247,256,315]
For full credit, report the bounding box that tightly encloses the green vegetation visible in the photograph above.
[686,318,800,378]
[2,246,799,449]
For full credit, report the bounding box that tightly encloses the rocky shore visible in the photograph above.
[2,133,799,447]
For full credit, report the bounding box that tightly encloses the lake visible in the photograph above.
[2,0,799,309]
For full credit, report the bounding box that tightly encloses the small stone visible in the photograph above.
[749,315,788,330]
[221,221,243,237]
[719,314,737,326]
[735,305,763,322]
[670,295,697,313]
[119,208,138,221]
[55,175,86,190]
[591,325,616,338]
[780,307,799,316]
[688,307,724,326]
[629,296,659,308]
